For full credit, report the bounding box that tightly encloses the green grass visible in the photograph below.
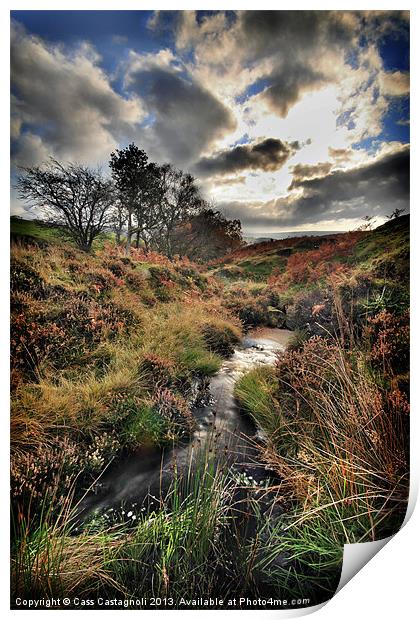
[10,216,67,243]
[120,401,169,447]
[234,366,280,435]
[12,443,339,607]
[353,215,409,262]
[103,454,234,601]
[11,215,117,251]
[236,253,287,280]
[244,500,343,600]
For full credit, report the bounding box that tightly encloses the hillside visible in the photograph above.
[10,214,409,606]
[209,231,349,281]
[215,216,409,334]
[210,216,409,284]
[11,234,243,464]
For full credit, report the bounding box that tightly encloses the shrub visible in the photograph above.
[224,285,286,328]
[11,260,46,299]
[237,336,409,527]
[139,353,176,388]
[364,309,409,376]
[11,433,120,521]
[285,287,335,335]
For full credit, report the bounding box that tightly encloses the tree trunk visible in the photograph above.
[125,208,132,256]
[135,230,140,249]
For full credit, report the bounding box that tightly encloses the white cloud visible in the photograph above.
[379,71,410,97]
[11,11,409,231]
[11,21,145,167]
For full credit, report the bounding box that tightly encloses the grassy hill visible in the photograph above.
[216,216,409,333]
[11,231,241,502]
[10,214,409,605]
[210,216,409,284]
[209,231,362,281]
[10,215,115,249]
[10,215,66,243]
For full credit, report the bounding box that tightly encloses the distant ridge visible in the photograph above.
[245,230,342,243]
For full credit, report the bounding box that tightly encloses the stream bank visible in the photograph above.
[77,328,292,523]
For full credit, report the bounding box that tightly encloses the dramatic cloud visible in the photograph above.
[379,71,410,97]
[10,10,410,230]
[220,146,409,229]
[289,162,333,188]
[328,147,353,163]
[194,138,300,178]
[125,55,236,165]
[165,12,361,113]
[11,22,143,166]
[239,11,357,117]
[288,146,409,221]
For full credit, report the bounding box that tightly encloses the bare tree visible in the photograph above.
[16,159,115,252]
[358,215,377,231]
[154,164,204,257]
[386,208,406,220]
[171,207,244,261]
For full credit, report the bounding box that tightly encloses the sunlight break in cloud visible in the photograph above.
[11,10,409,232]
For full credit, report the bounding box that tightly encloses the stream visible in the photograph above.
[77,328,291,522]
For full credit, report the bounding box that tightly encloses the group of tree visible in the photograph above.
[16,143,243,260]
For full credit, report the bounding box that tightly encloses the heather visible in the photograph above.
[233,218,409,597]
[11,214,409,607]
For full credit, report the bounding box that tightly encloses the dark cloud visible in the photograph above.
[219,147,409,228]
[238,11,357,117]
[127,66,236,165]
[263,65,328,117]
[238,11,408,118]
[11,21,142,166]
[149,10,359,118]
[289,162,333,189]
[291,146,409,216]
[239,11,355,58]
[194,138,300,178]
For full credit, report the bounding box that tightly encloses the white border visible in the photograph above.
[2,2,418,618]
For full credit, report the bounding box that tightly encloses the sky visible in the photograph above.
[10,10,410,234]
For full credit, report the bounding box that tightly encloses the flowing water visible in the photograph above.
[77,328,291,520]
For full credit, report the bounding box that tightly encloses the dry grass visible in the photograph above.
[236,335,409,540]
[12,497,125,600]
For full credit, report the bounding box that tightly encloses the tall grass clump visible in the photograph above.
[11,448,265,606]
[11,491,123,602]
[235,330,409,599]
[103,454,235,601]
